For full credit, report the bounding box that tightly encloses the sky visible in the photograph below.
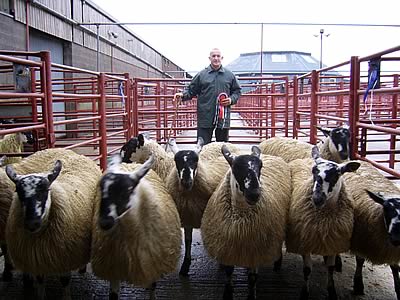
[91,0,400,74]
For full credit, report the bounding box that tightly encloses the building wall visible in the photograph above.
[0,13,25,51]
[2,0,185,78]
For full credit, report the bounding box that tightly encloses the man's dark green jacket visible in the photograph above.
[182,65,241,128]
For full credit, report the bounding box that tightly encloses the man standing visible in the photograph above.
[175,48,241,144]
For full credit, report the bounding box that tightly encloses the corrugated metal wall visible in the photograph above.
[11,0,184,77]
[14,0,72,41]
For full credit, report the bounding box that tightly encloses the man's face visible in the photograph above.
[209,50,223,69]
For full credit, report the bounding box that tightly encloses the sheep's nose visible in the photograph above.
[312,193,326,208]
[25,219,41,232]
[99,217,115,231]
[181,179,193,190]
[245,189,261,205]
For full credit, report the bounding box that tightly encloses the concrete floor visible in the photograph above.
[0,229,398,300]
[1,115,399,299]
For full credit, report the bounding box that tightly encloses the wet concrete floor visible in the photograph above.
[0,229,398,300]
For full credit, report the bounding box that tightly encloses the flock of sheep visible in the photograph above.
[0,126,400,300]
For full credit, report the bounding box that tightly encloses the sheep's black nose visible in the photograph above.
[312,193,326,208]
[390,238,400,247]
[181,179,193,190]
[245,189,261,205]
[99,217,115,231]
[25,219,41,232]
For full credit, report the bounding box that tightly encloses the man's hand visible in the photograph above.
[220,97,232,106]
[174,92,183,105]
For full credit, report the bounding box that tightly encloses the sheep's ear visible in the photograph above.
[130,155,154,181]
[311,145,320,160]
[5,165,20,183]
[168,138,179,154]
[366,190,385,206]
[195,137,204,154]
[222,145,235,166]
[48,160,62,183]
[0,155,6,167]
[251,146,261,158]
[138,134,145,146]
[107,153,122,172]
[316,126,331,137]
[340,161,360,174]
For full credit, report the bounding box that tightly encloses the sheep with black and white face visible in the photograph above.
[91,154,181,300]
[286,146,359,300]
[4,148,101,299]
[201,145,291,299]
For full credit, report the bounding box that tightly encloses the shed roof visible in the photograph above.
[226,51,323,75]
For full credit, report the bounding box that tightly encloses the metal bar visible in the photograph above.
[98,73,108,170]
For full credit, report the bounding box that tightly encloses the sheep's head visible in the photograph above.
[170,137,204,191]
[120,134,145,163]
[6,160,62,233]
[311,146,359,208]
[222,145,263,205]
[366,191,400,247]
[317,125,350,161]
[98,154,154,231]
[24,131,34,144]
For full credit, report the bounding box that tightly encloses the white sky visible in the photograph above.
[92,0,400,74]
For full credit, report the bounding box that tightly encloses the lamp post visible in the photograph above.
[314,29,330,69]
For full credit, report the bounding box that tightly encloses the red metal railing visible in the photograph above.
[1,46,399,178]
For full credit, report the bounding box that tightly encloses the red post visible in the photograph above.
[292,76,298,139]
[284,76,289,137]
[389,74,398,168]
[309,70,318,144]
[41,51,55,148]
[132,79,138,136]
[348,56,360,160]
[98,73,108,170]
[124,73,132,139]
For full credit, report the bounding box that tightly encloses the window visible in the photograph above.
[0,0,13,15]
[271,54,287,63]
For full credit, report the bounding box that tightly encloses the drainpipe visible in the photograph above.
[25,0,30,52]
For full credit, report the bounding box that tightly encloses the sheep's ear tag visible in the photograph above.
[48,160,62,183]
[5,165,19,183]
[221,145,234,166]
[316,126,331,137]
[131,155,154,181]
[251,146,261,158]
[366,190,385,206]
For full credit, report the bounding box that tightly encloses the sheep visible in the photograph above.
[0,131,34,165]
[120,133,174,181]
[259,125,350,164]
[0,164,15,282]
[342,160,400,299]
[4,148,101,299]
[260,125,351,272]
[166,137,239,277]
[201,145,291,299]
[90,154,181,300]
[198,141,241,161]
[285,146,360,300]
